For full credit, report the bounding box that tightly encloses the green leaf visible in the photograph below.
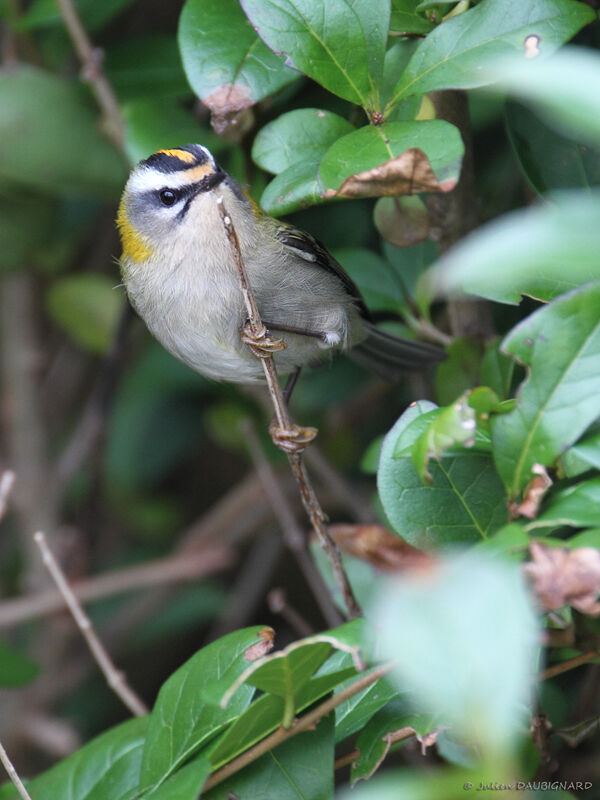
[568,430,600,471]
[260,160,324,215]
[369,552,540,759]
[178,0,297,115]
[334,671,399,744]
[0,639,38,687]
[252,108,354,174]
[490,46,600,148]
[122,98,223,166]
[411,393,477,483]
[241,0,390,109]
[334,248,405,314]
[144,756,211,800]
[390,0,434,35]
[351,702,438,785]
[139,626,272,790]
[492,281,600,497]
[378,402,507,547]
[386,0,595,109]
[0,717,147,800]
[319,120,464,192]
[220,625,364,726]
[420,192,600,304]
[505,102,600,196]
[527,478,600,530]
[208,667,356,769]
[46,274,124,355]
[0,67,125,197]
[205,714,334,800]
[480,339,515,400]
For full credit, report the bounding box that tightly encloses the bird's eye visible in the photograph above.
[159,189,179,207]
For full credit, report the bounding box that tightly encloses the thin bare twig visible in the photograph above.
[242,420,343,627]
[538,651,599,682]
[0,740,33,800]
[0,470,15,523]
[33,532,148,717]
[268,589,314,637]
[203,662,394,792]
[55,0,125,152]
[0,546,231,629]
[216,198,361,619]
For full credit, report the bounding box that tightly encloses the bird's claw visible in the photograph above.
[269,420,318,454]
[241,321,286,358]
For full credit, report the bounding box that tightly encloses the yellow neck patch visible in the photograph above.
[117,196,153,264]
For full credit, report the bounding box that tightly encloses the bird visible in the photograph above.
[117,143,444,393]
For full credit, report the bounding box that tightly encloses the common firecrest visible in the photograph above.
[117,144,443,386]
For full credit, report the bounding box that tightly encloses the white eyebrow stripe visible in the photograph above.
[128,167,208,195]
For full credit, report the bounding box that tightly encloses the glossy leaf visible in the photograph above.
[178,0,297,114]
[434,339,482,407]
[46,274,124,355]
[209,667,356,769]
[568,430,600,471]
[319,120,464,193]
[387,0,595,108]
[370,552,540,759]
[490,46,600,148]
[0,639,38,687]
[0,67,125,197]
[527,478,600,530]
[351,703,438,785]
[0,718,147,800]
[420,192,600,304]
[390,0,434,35]
[480,340,515,400]
[411,393,477,483]
[378,402,507,547]
[144,756,211,800]
[334,671,399,744]
[259,160,324,215]
[241,0,390,109]
[252,108,353,175]
[205,714,334,800]
[505,102,600,196]
[140,627,272,789]
[492,281,600,497]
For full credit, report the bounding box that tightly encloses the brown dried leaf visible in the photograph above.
[328,148,457,199]
[513,464,552,519]
[244,627,275,662]
[523,542,600,615]
[203,84,255,136]
[329,523,436,573]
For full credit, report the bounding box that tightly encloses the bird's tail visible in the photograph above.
[350,322,445,380]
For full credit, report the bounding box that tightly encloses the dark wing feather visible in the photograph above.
[275,224,372,320]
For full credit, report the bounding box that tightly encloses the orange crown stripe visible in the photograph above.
[156,148,197,164]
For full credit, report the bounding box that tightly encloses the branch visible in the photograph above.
[0,740,32,800]
[203,662,394,792]
[0,546,231,629]
[242,419,343,628]
[216,198,361,619]
[538,650,599,682]
[55,0,125,152]
[34,532,148,717]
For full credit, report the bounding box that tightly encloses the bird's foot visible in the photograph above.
[241,321,286,358]
[269,419,318,454]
